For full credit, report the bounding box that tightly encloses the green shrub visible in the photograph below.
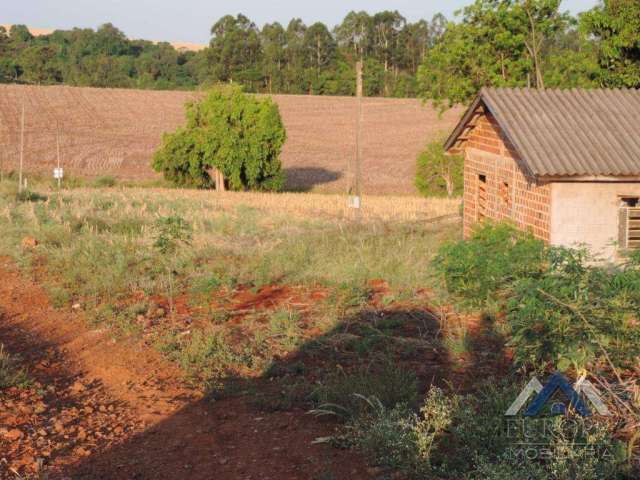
[343,379,625,479]
[152,85,286,191]
[507,247,640,371]
[152,216,193,255]
[159,329,237,381]
[415,137,463,198]
[349,387,457,475]
[470,416,623,480]
[433,222,545,307]
[93,176,118,188]
[355,401,420,470]
[434,222,640,371]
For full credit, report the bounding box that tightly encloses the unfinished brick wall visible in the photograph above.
[462,110,551,241]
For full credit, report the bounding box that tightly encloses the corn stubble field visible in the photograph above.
[0,84,463,194]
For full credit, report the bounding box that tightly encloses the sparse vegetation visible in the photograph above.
[1,182,637,479]
[0,344,31,389]
[2,2,640,477]
[0,182,458,388]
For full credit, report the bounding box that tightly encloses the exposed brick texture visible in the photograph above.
[462,110,551,241]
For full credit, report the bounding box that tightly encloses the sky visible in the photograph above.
[7,0,600,45]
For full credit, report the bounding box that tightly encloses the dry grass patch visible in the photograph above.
[68,187,461,222]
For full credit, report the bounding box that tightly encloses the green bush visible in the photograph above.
[507,247,640,371]
[433,222,545,307]
[350,387,456,473]
[93,176,118,188]
[471,416,623,480]
[152,85,286,190]
[415,137,463,198]
[342,380,625,479]
[434,222,640,372]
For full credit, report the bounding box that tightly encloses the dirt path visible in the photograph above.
[0,260,369,479]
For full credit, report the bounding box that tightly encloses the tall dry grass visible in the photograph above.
[69,187,461,223]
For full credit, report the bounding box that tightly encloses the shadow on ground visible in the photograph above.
[284,167,342,192]
[60,303,509,479]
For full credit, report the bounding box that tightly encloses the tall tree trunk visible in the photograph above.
[525,6,545,89]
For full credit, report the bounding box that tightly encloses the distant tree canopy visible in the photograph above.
[152,86,286,191]
[1,2,639,106]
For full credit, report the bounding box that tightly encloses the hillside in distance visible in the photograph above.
[0,85,463,194]
[0,24,206,51]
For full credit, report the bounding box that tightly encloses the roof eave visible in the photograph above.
[443,94,484,153]
[539,174,640,182]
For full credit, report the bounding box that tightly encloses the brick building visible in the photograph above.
[444,88,640,261]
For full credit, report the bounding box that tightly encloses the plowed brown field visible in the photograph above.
[0,85,463,194]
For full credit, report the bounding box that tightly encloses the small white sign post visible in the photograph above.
[53,167,64,188]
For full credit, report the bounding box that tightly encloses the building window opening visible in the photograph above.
[500,181,510,208]
[477,174,487,219]
[619,197,640,249]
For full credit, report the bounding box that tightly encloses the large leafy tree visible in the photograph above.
[581,0,640,88]
[0,26,18,82]
[153,86,286,191]
[542,27,600,88]
[417,0,574,108]
[335,11,373,61]
[283,18,307,94]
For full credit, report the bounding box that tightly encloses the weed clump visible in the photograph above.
[0,345,32,389]
[93,176,118,188]
[311,363,419,419]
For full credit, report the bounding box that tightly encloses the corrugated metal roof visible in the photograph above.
[444,87,640,177]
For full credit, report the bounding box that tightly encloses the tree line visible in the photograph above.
[1,1,639,106]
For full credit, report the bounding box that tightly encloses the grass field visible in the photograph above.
[1,182,461,382]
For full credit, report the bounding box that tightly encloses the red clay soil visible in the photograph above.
[0,260,370,479]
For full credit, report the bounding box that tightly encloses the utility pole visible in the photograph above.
[18,98,25,193]
[349,60,363,213]
[56,124,62,189]
[355,60,363,207]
